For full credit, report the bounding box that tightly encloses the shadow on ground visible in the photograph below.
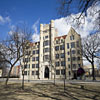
[0,82,100,100]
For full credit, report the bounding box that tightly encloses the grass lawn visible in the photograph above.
[0,82,100,100]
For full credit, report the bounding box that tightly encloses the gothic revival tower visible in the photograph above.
[39,20,57,79]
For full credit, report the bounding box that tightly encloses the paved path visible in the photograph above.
[0,78,100,85]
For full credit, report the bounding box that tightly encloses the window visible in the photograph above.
[33,51,35,54]
[68,64,70,68]
[61,69,65,75]
[55,54,59,59]
[24,64,27,69]
[72,57,76,61]
[67,51,70,55]
[55,62,60,66]
[25,58,28,62]
[36,57,39,61]
[67,43,69,49]
[61,39,64,43]
[68,58,70,61]
[32,57,35,61]
[24,71,27,75]
[43,40,49,46]
[69,71,71,75]
[56,40,59,44]
[77,50,80,54]
[61,61,65,66]
[26,51,28,55]
[28,71,30,75]
[29,51,31,55]
[32,64,35,68]
[56,70,60,75]
[44,48,49,53]
[26,51,31,55]
[37,45,39,48]
[73,64,76,69]
[36,71,39,75]
[36,50,39,54]
[43,55,49,60]
[71,42,75,48]
[55,46,59,51]
[72,50,76,54]
[61,53,65,58]
[43,30,48,33]
[28,58,30,62]
[70,35,74,40]
[77,57,80,61]
[60,45,64,50]
[27,64,30,68]
[32,71,34,75]
[36,64,39,68]
[45,35,48,39]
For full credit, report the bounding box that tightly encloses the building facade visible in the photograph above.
[0,68,2,77]
[21,20,83,80]
[11,65,21,77]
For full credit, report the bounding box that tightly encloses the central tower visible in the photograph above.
[39,20,58,79]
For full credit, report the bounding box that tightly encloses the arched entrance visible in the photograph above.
[44,67,49,78]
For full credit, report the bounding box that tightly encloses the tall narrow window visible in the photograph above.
[70,35,74,40]
[24,71,27,75]
[61,61,65,66]
[55,62,60,66]
[55,46,59,51]
[61,69,65,75]
[56,70,60,75]
[55,54,59,59]
[32,64,35,68]
[36,57,39,61]
[71,42,75,48]
[33,51,35,54]
[36,64,39,68]
[61,53,65,58]
[60,45,64,50]
[67,43,69,49]
[32,57,35,61]
[32,71,34,75]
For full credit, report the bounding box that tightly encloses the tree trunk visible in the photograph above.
[64,77,66,92]
[22,70,24,90]
[5,66,13,86]
[91,62,96,81]
[54,71,56,85]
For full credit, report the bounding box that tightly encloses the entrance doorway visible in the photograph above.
[44,67,49,78]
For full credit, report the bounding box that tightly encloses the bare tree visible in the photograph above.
[57,0,100,27]
[21,45,32,89]
[0,25,32,86]
[82,33,100,80]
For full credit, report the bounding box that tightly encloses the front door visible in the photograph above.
[44,67,49,78]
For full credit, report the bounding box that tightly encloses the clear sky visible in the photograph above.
[0,0,59,40]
